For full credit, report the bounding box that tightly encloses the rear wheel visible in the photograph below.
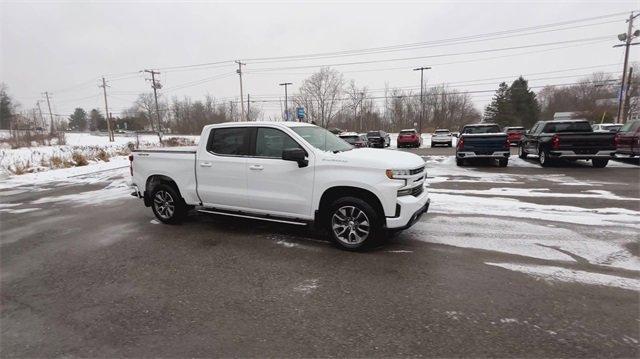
[539,147,551,167]
[151,184,187,224]
[592,159,609,168]
[518,144,528,159]
[326,197,382,251]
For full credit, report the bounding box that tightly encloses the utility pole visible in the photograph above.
[614,11,639,124]
[623,66,634,122]
[36,101,45,129]
[279,82,292,121]
[42,91,55,134]
[236,60,246,121]
[229,101,235,121]
[359,92,365,131]
[413,67,431,132]
[100,77,114,141]
[143,69,163,138]
[247,94,251,121]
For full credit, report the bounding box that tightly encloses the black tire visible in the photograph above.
[498,158,508,167]
[150,183,187,224]
[456,157,464,166]
[518,144,528,159]
[592,159,609,168]
[539,147,551,167]
[325,196,383,251]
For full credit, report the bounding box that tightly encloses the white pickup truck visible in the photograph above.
[130,122,430,250]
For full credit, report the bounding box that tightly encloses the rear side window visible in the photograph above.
[543,121,592,133]
[207,127,251,155]
[255,128,302,158]
[434,130,450,134]
[462,125,500,134]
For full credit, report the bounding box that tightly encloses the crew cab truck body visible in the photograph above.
[456,124,509,167]
[130,122,430,250]
[518,120,616,167]
[615,119,640,157]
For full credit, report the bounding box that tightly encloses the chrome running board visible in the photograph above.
[197,209,308,226]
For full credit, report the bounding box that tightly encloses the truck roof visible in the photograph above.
[464,123,499,127]
[204,121,316,130]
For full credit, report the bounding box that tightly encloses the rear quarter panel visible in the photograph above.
[132,150,199,204]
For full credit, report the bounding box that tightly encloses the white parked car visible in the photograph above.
[130,122,430,250]
[592,123,622,133]
[431,129,453,147]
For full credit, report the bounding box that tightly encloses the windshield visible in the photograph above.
[543,121,592,133]
[399,130,416,135]
[619,120,640,133]
[292,126,353,152]
[462,125,501,134]
[602,124,622,132]
[367,131,381,137]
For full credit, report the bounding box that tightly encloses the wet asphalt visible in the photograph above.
[1,147,638,358]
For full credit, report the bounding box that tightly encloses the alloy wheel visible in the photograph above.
[153,190,175,220]
[331,206,370,246]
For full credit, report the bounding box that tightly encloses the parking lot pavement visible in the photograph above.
[1,154,639,357]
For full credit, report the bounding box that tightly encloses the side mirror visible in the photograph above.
[282,148,308,168]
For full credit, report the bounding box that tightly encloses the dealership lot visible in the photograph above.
[1,147,638,357]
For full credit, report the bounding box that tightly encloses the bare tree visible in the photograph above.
[294,67,345,128]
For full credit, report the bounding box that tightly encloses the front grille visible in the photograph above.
[410,166,425,175]
[411,186,424,197]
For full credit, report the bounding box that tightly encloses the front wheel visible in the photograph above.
[151,184,187,224]
[326,197,382,251]
[518,144,528,159]
[456,157,464,166]
[592,159,609,168]
[498,158,508,167]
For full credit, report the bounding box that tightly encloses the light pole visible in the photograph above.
[279,82,292,121]
[413,67,431,132]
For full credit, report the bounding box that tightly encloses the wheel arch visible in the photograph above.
[144,174,184,207]
[316,186,386,226]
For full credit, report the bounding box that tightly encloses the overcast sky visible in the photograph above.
[1,1,637,120]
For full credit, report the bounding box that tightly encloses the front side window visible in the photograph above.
[255,128,302,158]
[292,126,353,152]
[207,127,251,155]
[620,120,640,133]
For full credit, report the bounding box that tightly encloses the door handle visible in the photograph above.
[249,165,264,171]
[200,162,212,167]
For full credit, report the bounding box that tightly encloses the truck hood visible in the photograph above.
[321,148,425,170]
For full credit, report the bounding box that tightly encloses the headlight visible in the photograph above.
[386,169,411,179]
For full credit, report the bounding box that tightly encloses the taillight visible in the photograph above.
[456,137,465,150]
[504,138,510,149]
[613,134,620,147]
[128,154,134,176]
[551,135,560,149]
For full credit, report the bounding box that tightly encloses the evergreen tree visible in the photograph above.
[0,84,15,130]
[89,109,106,131]
[509,76,540,128]
[484,82,513,127]
[68,108,88,131]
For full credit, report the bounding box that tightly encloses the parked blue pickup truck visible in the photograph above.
[456,123,510,167]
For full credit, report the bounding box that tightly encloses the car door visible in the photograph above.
[526,122,543,154]
[196,127,251,210]
[245,127,315,219]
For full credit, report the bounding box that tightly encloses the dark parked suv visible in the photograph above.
[615,119,640,157]
[366,130,391,148]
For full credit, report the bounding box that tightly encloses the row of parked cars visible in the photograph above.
[338,129,455,149]
[455,119,640,168]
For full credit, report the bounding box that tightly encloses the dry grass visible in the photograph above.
[72,152,88,166]
[96,149,110,162]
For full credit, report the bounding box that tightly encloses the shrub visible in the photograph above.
[96,149,110,162]
[50,156,64,168]
[72,152,88,166]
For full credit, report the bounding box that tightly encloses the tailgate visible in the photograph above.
[460,134,507,153]
[555,132,616,152]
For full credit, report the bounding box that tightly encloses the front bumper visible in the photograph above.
[457,151,510,159]
[386,188,430,229]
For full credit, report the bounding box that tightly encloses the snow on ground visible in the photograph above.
[485,263,640,291]
[0,132,198,176]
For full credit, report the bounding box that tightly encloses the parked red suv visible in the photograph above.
[397,129,422,148]
[504,126,525,145]
[615,119,640,157]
